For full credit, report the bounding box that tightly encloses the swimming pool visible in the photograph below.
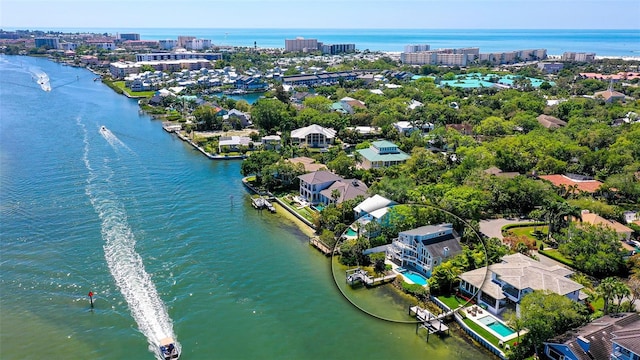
[345,228,357,237]
[478,315,516,337]
[402,271,428,286]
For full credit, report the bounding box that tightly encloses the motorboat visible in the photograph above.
[158,337,179,360]
[100,125,107,132]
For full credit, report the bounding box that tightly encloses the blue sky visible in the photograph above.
[1,0,639,29]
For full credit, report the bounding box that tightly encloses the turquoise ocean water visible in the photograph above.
[0,55,492,359]
[37,28,640,55]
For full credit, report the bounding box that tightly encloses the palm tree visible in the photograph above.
[438,261,462,293]
[330,189,341,204]
[504,309,525,343]
[597,277,620,315]
[613,281,631,314]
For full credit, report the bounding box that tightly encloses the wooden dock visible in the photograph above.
[346,268,397,286]
[309,237,333,256]
[409,305,450,340]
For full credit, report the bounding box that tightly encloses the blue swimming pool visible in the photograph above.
[345,228,357,237]
[478,315,516,337]
[403,271,428,286]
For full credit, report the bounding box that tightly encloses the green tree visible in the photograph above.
[240,150,281,185]
[430,260,462,294]
[503,309,525,343]
[327,151,356,178]
[560,223,626,278]
[520,291,586,357]
[596,277,622,315]
[251,98,292,134]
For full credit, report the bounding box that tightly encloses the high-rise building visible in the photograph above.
[34,38,59,49]
[404,44,430,53]
[119,33,140,41]
[285,38,319,52]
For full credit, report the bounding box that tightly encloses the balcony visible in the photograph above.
[502,286,520,301]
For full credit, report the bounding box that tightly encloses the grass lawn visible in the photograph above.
[506,225,548,241]
[278,195,316,222]
[112,81,156,98]
[462,318,519,348]
[437,294,467,310]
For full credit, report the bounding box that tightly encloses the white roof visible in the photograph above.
[290,124,336,140]
[354,194,395,215]
[219,136,252,146]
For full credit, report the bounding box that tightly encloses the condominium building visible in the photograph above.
[34,38,59,49]
[186,39,212,50]
[177,36,195,48]
[320,43,355,55]
[118,33,140,41]
[404,44,430,53]
[285,38,319,52]
[562,52,596,62]
[159,39,179,50]
[135,52,222,62]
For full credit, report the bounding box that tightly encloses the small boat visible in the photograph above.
[158,337,179,360]
[100,125,107,132]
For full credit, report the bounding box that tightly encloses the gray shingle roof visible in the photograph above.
[297,170,342,185]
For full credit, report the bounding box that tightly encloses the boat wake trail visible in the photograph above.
[79,118,179,359]
[29,66,51,92]
[99,126,132,152]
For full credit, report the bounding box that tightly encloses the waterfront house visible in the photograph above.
[290,124,336,148]
[319,178,368,205]
[352,195,396,237]
[225,109,252,128]
[297,171,343,205]
[353,194,396,219]
[356,140,410,170]
[235,76,268,91]
[387,224,462,278]
[581,211,633,241]
[261,135,282,151]
[543,312,640,360]
[297,170,367,205]
[458,253,584,316]
[218,136,253,153]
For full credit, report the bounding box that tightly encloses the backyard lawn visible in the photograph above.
[112,81,156,98]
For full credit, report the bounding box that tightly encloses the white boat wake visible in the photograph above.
[79,118,180,359]
[29,67,51,91]
[99,126,131,152]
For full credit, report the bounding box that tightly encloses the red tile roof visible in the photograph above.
[538,174,603,193]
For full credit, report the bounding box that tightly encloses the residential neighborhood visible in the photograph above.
[4,28,639,360]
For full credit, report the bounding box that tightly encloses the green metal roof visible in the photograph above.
[357,147,410,162]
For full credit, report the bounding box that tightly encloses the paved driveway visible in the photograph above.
[478,218,529,239]
[479,218,572,269]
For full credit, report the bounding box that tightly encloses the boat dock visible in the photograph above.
[252,196,276,213]
[309,237,333,256]
[346,268,397,287]
[409,305,451,340]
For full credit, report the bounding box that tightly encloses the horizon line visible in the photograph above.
[4,27,640,31]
